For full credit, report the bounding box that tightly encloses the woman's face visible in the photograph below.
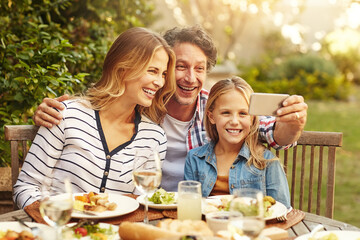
[208,89,252,147]
[124,47,169,107]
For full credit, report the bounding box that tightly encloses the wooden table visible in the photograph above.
[0,209,359,239]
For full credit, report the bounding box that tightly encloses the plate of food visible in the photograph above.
[65,221,119,240]
[295,230,360,240]
[0,221,53,239]
[202,195,288,221]
[72,192,139,219]
[137,188,177,210]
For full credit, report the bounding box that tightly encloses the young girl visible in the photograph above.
[14,27,176,209]
[184,77,290,208]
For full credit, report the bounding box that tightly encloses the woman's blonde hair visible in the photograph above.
[84,27,176,124]
[204,76,277,169]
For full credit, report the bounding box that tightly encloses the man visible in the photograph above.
[33,26,308,191]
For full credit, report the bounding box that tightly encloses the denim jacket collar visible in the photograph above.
[194,141,251,165]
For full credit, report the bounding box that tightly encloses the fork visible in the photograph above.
[276,214,288,222]
[13,216,40,236]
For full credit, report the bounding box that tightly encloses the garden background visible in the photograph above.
[1,0,359,226]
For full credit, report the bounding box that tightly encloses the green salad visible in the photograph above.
[148,188,176,204]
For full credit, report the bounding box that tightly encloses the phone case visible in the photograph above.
[249,93,289,116]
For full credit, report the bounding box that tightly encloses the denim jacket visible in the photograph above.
[184,142,291,209]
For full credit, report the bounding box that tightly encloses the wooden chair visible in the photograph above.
[4,125,39,209]
[270,131,343,219]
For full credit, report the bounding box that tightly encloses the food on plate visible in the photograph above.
[202,195,233,214]
[263,195,276,218]
[203,195,277,218]
[64,220,116,240]
[0,229,40,240]
[309,233,339,240]
[73,192,117,213]
[148,188,176,204]
[119,219,213,240]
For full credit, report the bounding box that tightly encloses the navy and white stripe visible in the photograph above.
[13,99,167,209]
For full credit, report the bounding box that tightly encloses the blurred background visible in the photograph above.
[0,0,359,226]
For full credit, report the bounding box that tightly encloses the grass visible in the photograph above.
[304,86,360,227]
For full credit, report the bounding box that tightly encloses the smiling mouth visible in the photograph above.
[143,88,156,95]
[227,129,242,133]
[178,85,197,91]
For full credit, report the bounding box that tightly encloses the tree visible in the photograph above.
[157,0,307,62]
[0,0,156,166]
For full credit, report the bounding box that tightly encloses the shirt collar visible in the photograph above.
[195,141,251,164]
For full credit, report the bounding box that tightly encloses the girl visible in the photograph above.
[14,27,176,209]
[184,77,290,208]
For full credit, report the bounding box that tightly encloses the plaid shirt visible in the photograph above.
[186,89,294,151]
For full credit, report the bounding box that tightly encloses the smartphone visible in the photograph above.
[249,93,289,116]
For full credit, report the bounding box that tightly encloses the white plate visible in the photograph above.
[0,221,53,239]
[264,201,288,221]
[202,195,288,221]
[137,192,178,210]
[65,222,119,240]
[295,230,360,240]
[72,193,139,219]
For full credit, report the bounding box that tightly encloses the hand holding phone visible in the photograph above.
[249,93,289,116]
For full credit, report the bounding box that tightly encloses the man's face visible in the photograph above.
[172,43,207,106]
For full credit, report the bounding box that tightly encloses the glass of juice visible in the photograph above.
[177,180,202,220]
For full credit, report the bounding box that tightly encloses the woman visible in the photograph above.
[13,27,176,209]
[184,77,290,208]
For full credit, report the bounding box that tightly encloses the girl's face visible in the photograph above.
[123,47,169,108]
[208,89,252,147]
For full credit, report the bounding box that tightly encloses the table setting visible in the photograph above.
[3,187,305,240]
[2,189,360,240]
[1,151,359,240]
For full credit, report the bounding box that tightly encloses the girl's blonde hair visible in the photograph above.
[204,76,277,169]
[83,27,176,124]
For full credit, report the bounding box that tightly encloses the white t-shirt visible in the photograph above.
[161,114,191,191]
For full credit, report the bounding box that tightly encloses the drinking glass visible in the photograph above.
[132,150,162,224]
[39,178,73,240]
[228,188,265,240]
[177,180,202,220]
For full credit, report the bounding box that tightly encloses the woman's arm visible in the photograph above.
[13,108,66,208]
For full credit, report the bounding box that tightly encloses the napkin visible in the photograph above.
[266,209,305,230]
[24,201,47,225]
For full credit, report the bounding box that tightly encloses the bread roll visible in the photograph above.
[157,219,213,237]
[119,219,213,240]
[119,221,182,240]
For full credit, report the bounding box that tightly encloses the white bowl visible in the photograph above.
[205,211,231,234]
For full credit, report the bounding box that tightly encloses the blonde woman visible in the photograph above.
[184,77,290,208]
[14,27,176,209]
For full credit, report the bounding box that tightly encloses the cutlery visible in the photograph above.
[70,219,99,229]
[73,209,99,216]
[13,216,40,236]
[276,214,287,222]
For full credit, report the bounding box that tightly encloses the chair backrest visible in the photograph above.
[270,131,343,219]
[4,125,39,209]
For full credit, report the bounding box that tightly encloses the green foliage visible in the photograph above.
[0,0,156,166]
[321,28,360,84]
[238,30,352,100]
[241,52,350,101]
